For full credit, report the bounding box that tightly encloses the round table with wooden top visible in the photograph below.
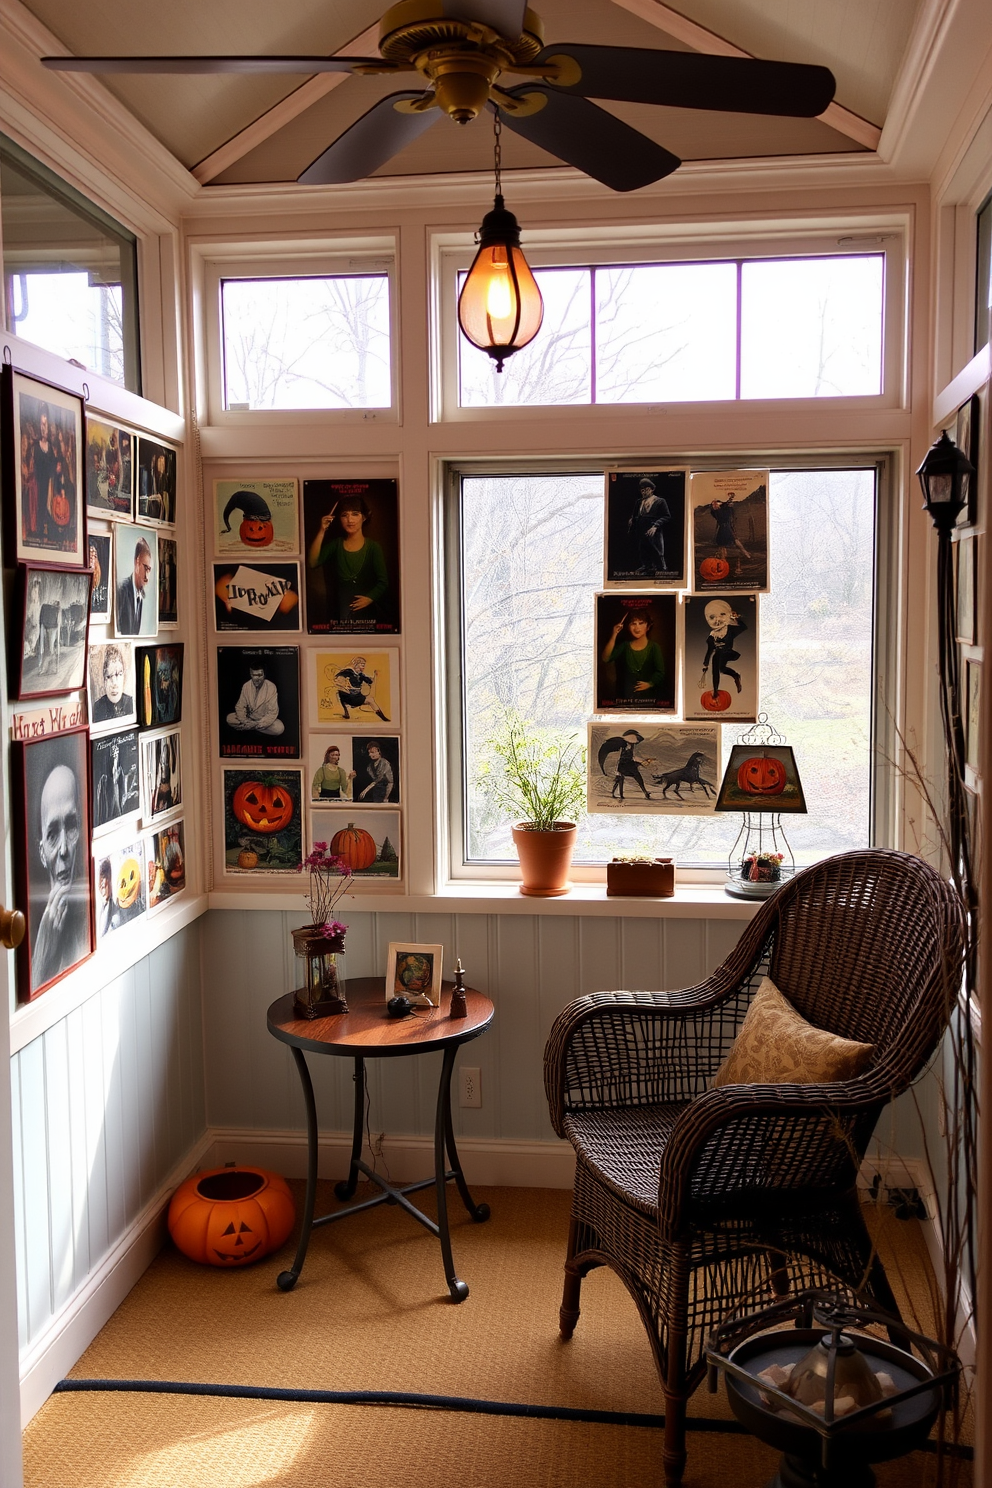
[267,976,494,1302]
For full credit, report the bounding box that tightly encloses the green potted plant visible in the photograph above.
[478,715,586,896]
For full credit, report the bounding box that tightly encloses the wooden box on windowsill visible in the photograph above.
[606,858,676,898]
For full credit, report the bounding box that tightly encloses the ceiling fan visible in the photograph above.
[42,0,836,193]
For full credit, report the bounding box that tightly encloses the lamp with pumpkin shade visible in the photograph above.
[714,714,808,899]
[457,111,543,374]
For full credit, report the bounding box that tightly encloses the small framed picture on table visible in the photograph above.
[385,943,443,1008]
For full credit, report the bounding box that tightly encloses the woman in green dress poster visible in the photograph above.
[308,493,390,629]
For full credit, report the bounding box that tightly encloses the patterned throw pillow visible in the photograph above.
[712,975,874,1087]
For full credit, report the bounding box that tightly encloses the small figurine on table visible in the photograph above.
[450,959,468,1018]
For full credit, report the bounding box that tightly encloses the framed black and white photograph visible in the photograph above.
[16,564,92,701]
[217,645,301,759]
[136,643,184,729]
[595,593,678,713]
[136,436,177,525]
[158,536,178,627]
[91,727,140,834]
[140,728,182,822]
[587,722,721,815]
[303,478,400,635]
[146,818,186,910]
[604,468,688,587]
[93,836,146,942]
[12,726,94,1001]
[682,594,759,722]
[385,942,442,1007]
[88,529,113,623]
[213,561,302,632]
[85,417,134,520]
[113,524,158,637]
[88,640,137,733]
[3,366,86,567]
[690,470,770,592]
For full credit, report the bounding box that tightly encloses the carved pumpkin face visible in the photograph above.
[737,755,787,795]
[240,516,274,547]
[699,557,730,583]
[51,492,71,526]
[233,780,294,834]
[700,689,731,712]
[116,856,141,907]
[167,1167,295,1269]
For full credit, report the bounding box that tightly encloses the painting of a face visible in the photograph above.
[704,601,733,631]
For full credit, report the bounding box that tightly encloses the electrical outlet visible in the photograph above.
[459,1066,482,1109]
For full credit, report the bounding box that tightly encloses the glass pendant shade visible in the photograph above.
[458,195,543,371]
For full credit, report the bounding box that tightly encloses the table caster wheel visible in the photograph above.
[277,1270,298,1291]
[334,1181,355,1201]
[448,1279,470,1303]
[471,1202,491,1222]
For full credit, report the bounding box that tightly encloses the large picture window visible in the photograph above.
[453,463,879,873]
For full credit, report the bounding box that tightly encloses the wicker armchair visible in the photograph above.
[544,850,964,1488]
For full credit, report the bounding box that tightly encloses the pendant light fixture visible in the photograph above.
[457,112,544,372]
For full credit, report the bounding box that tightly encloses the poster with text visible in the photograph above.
[213,562,301,632]
[595,593,677,713]
[91,727,140,834]
[604,468,688,587]
[682,594,758,722]
[587,722,720,815]
[690,470,770,592]
[310,649,398,727]
[303,478,400,634]
[214,479,299,556]
[217,645,301,759]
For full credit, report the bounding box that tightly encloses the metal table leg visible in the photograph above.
[444,1075,490,1224]
[435,1045,469,1302]
[277,1047,318,1291]
[335,1056,365,1201]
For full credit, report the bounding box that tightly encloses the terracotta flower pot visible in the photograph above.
[511,822,577,897]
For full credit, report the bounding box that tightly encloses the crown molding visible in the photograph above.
[0,0,197,231]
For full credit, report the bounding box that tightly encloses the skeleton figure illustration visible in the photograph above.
[698,600,746,702]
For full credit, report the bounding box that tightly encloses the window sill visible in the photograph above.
[206,882,761,919]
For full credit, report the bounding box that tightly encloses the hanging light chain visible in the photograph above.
[493,109,502,199]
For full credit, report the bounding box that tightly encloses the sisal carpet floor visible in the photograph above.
[23,1183,971,1488]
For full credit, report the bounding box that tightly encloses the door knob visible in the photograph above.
[0,905,25,950]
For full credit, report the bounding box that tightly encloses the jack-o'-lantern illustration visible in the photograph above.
[240,516,274,547]
[222,489,274,548]
[232,779,294,834]
[331,822,377,871]
[700,690,732,712]
[51,490,71,526]
[168,1166,295,1268]
[116,855,141,908]
[699,556,730,583]
[737,755,787,795]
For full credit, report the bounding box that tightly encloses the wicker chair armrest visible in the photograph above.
[544,984,751,1135]
[656,1081,885,1240]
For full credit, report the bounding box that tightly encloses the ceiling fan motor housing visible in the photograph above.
[378,1,545,121]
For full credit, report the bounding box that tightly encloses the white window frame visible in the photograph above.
[440,450,897,887]
[196,236,399,428]
[431,214,908,424]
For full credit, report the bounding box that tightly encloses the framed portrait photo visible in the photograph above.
[12,725,94,1001]
[2,366,86,567]
[136,437,177,525]
[140,728,182,823]
[385,943,442,1007]
[15,563,93,701]
[113,524,158,637]
[136,643,184,729]
[88,640,137,733]
[88,528,113,623]
[303,478,400,635]
[85,417,134,520]
[158,536,178,627]
[145,818,186,911]
[91,727,140,835]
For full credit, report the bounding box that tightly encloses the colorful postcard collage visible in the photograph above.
[589,467,769,813]
[213,478,402,882]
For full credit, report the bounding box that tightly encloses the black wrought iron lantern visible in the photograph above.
[916,430,975,532]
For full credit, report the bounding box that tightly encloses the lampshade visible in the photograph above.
[715,743,807,814]
[458,195,543,372]
[916,430,975,532]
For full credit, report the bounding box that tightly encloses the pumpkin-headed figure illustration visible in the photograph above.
[222,489,274,549]
[116,855,142,908]
[168,1167,295,1268]
[737,754,787,795]
[232,778,295,834]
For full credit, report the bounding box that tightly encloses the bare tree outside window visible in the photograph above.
[10,272,125,384]
[221,274,391,410]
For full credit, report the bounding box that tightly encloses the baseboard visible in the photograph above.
[18,1129,214,1427]
[202,1127,577,1191]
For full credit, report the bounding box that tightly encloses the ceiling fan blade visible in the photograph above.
[538,44,836,117]
[498,88,680,192]
[41,54,387,75]
[299,93,442,184]
[443,1,527,36]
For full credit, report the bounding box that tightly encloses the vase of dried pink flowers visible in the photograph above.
[292,843,353,1019]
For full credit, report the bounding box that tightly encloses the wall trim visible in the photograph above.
[17,1130,213,1426]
